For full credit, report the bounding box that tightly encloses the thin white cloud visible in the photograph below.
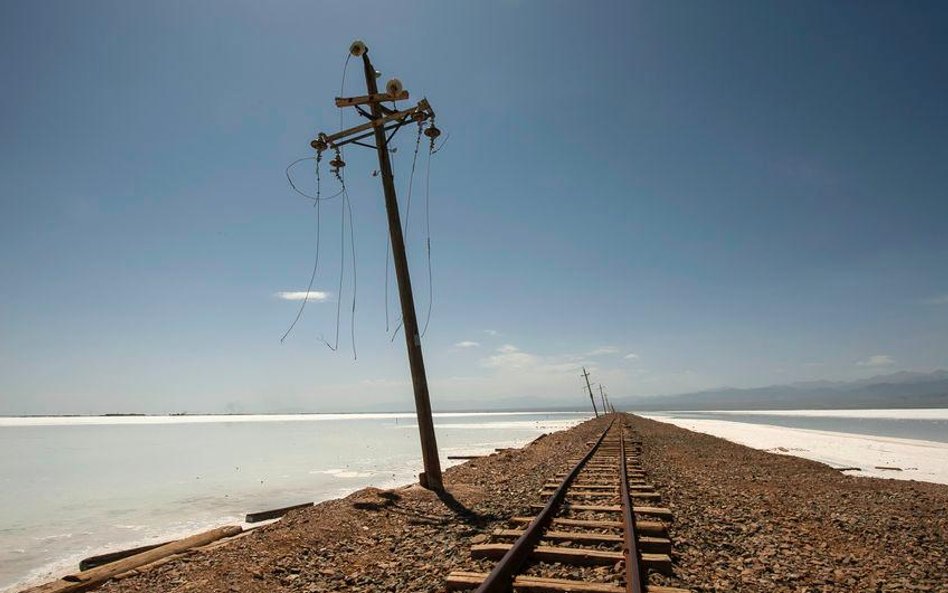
[454,341,480,348]
[276,290,330,302]
[856,354,894,368]
[483,344,538,370]
[623,353,640,360]
[483,329,499,336]
[921,294,948,306]
[587,347,619,356]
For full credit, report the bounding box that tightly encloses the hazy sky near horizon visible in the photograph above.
[2,1,947,414]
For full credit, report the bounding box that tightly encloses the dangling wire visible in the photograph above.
[384,122,424,338]
[285,157,343,202]
[403,122,424,237]
[431,132,451,155]
[384,245,391,332]
[344,186,358,360]
[280,51,361,353]
[317,159,358,359]
[319,161,345,352]
[281,155,324,343]
[339,53,351,135]
[420,137,435,337]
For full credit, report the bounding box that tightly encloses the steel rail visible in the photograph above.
[472,417,616,593]
[619,424,646,593]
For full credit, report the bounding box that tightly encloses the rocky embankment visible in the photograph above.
[635,416,947,592]
[87,414,946,593]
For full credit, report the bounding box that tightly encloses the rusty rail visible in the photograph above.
[619,426,645,593]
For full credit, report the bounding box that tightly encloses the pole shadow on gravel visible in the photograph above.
[435,488,497,526]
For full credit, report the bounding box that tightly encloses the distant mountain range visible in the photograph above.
[616,370,948,411]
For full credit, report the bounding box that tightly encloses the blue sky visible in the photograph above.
[1,1,946,414]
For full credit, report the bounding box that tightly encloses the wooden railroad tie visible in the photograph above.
[508,516,667,537]
[530,502,674,521]
[491,528,672,555]
[553,482,653,489]
[446,572,690,593]
[542,489,662,501]
[471,543,673,575]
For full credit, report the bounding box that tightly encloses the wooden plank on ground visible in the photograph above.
[245,501,313,523]
[23,526,242,593]
[79,542,170,571]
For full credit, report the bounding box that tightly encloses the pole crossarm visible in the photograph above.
[334,90,409,108]
[312,98,434,151]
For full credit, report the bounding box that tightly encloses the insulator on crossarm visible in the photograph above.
[386,78,403,96]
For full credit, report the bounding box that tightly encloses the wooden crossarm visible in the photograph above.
[335,90,409,107]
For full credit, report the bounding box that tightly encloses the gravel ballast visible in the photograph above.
[90,414,946,593]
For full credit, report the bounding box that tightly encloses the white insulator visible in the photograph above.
[349,40,367,57]
[386,78,403,96]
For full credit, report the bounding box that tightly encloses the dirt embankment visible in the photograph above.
[95,414,947,593]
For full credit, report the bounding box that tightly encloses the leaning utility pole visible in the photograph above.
[310,40,443,490]
[598,384,608,415]
[582,367,599,417]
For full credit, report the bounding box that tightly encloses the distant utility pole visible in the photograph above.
[310,40,443,491]
[582,367,599,417]
[598,384,608,415]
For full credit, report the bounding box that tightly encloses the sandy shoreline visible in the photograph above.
[20,414,948,593]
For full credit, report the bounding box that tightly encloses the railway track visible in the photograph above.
[446,415,690,593]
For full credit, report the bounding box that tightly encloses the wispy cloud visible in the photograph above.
[856,354,894,368]
[623,353,640,361]
[276,291,330,302]
[483,329,499,336]
[483,344,539,370]
[454,341,480,348]
[482,344,603,376]
[587,347,619,356]
[921,294,948,306]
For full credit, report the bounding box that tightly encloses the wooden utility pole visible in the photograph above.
[598,384,608,415]
[582,367,599,417]
[311,41,443,491]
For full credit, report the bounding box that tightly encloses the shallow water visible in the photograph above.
[0,411,590,592]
